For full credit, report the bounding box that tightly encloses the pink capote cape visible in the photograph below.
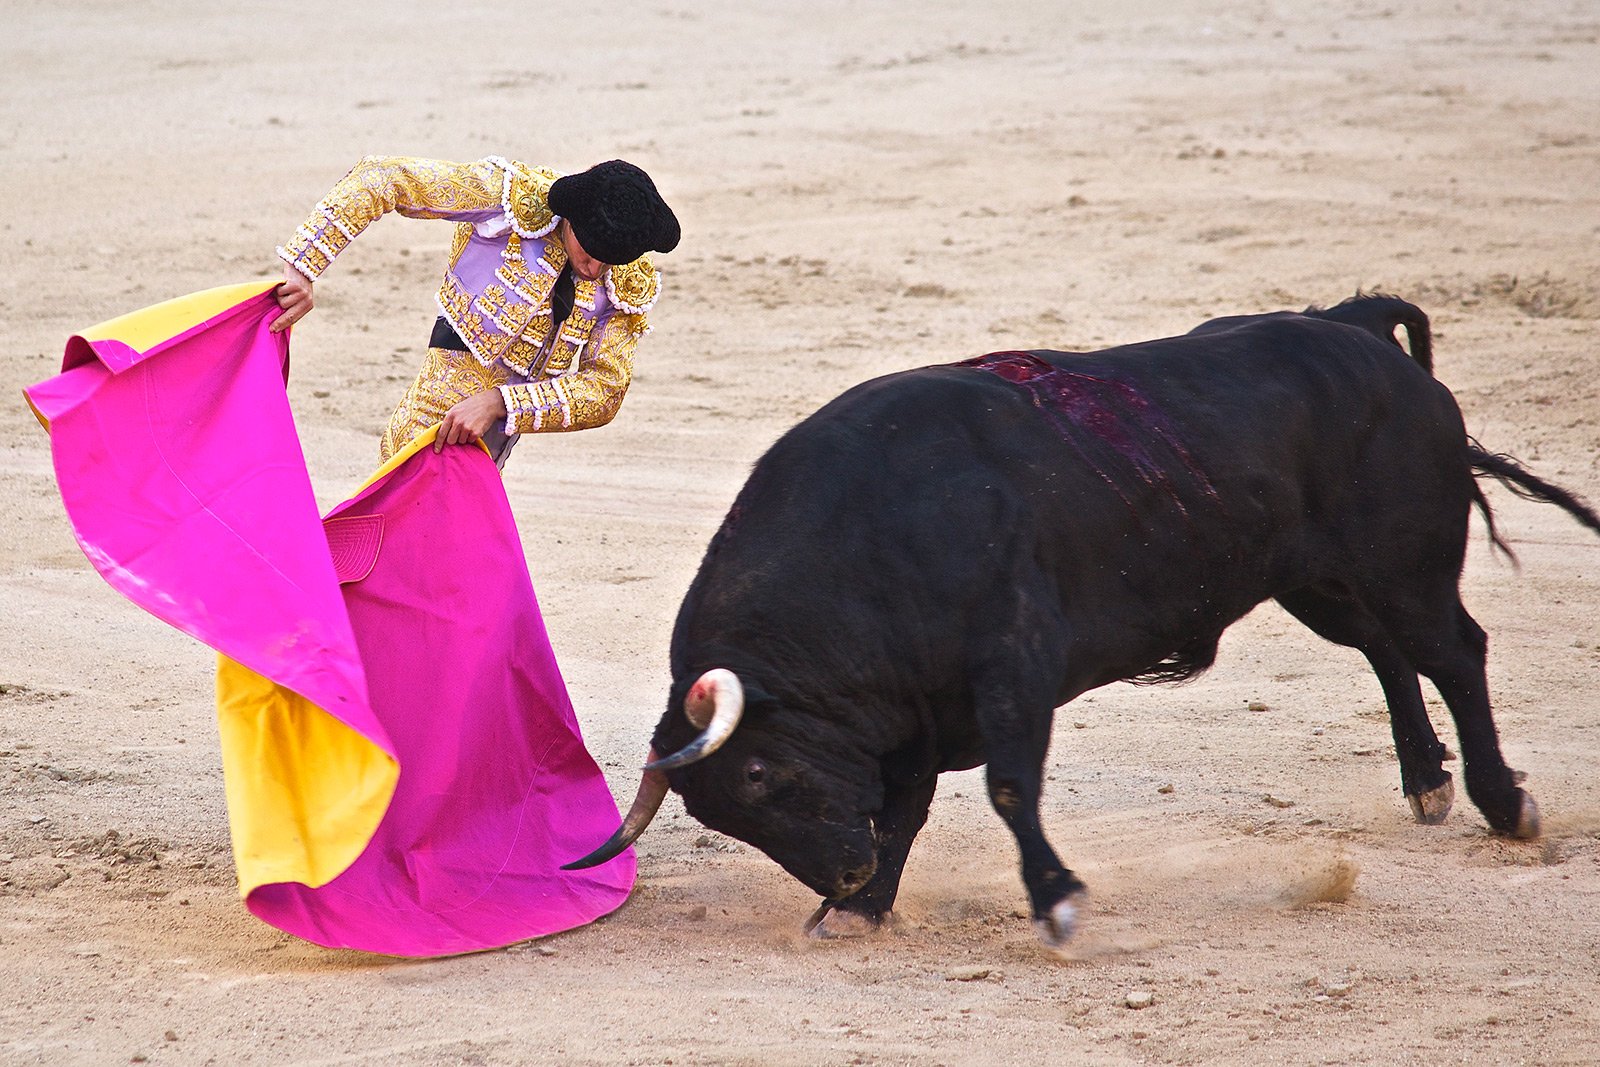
[24,283,636,956]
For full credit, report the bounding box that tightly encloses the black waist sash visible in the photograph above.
[429,316,468,352]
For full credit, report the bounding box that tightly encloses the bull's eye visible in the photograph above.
[744,759,766,785]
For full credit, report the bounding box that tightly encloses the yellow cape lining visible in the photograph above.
[78,281,277,347]
[219,427,488,895]
[217,656,399,894]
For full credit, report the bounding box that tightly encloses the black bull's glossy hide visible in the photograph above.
[575,296,1600,948]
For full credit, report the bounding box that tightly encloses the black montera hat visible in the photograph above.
[548,160,680,265]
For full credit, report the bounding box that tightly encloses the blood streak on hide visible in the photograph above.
[957,351,1219,521]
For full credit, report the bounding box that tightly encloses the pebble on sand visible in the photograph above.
[944,966,992,982]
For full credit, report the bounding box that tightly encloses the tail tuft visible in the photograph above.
[1467,440,1600,561]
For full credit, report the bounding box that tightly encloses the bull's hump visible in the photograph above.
[954,350,1058,383]
[954,349,1220,516]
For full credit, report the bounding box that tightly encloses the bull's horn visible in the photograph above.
[646,668,745,772]
[561,754,670,870]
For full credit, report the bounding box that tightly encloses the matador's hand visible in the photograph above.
[272,263,315,333]
[436,388,509,452]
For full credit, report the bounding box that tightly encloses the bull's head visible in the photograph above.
[564,668,882,901]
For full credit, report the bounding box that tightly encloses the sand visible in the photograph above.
[3,1,1599,1063]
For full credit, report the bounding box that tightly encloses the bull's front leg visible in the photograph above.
[977,680,1086,948]
[805,774,938,938]
[985,760,1086,947]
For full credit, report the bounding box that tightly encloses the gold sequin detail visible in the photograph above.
[278,155,657,458]
[605,256,660,313]
[449,222,472,262]
[279,156,506,280]
[505,164,559,237]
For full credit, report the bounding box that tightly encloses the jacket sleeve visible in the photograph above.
[276,156,509,280]
[497,312,647,434]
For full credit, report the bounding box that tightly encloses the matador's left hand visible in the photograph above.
[436,388,508,452]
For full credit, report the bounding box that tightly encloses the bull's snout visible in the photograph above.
[778,841,877,900]
[834,858,877,898]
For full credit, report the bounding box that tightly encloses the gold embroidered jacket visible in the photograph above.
[277,155,660,439]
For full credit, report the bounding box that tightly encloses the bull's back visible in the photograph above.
[1045,319,1468,577]
[915,321,1458,613]
[764,314,1463,559]
[1094,316,1469,559]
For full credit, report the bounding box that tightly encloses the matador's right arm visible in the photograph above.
[276,156,514,280]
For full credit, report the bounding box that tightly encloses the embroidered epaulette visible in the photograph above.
[495,159,560,239]
[605,256,661,314]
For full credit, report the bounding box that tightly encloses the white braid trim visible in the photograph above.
[319,204,356,239]
[432,294,496,368]
[604,267,662,314]
[275,246,323,280]
[494,263,550,306]
[310,234,342,261]
[552,380,573,428]
[469,296,528,339]
[489,155,561,240]
[498,385,519,436]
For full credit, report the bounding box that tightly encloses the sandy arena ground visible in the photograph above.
[3,1,1599,1063]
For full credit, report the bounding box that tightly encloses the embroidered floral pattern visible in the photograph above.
[380,346,510,462]
[278,156,507,280]
[500,312,644,436]
[605,256,661,314]
[449,223,472,262]
[490,156,561,239]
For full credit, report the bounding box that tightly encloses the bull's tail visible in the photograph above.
[1309,294,1434,373]
[1466,439,1600,561]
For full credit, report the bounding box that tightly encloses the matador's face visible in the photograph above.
[560,221,608,282]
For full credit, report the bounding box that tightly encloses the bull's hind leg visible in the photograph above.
[1367,592,1538,838]
[806,774,938,938]
[1276,586,1455,822]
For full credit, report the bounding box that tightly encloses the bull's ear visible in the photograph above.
[740,681,778,710]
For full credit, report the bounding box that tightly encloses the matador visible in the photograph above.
[274,155,680,465]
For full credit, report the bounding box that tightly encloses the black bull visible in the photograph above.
[568,295,1600,947]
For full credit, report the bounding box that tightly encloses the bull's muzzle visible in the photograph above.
[836,860,877,897]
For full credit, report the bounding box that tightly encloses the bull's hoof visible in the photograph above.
[1482,789,1541,839]
[1032,891,1087,950]
[1512,792,1541,840]
[804,903,887,940]
[1406,777,1455,825]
